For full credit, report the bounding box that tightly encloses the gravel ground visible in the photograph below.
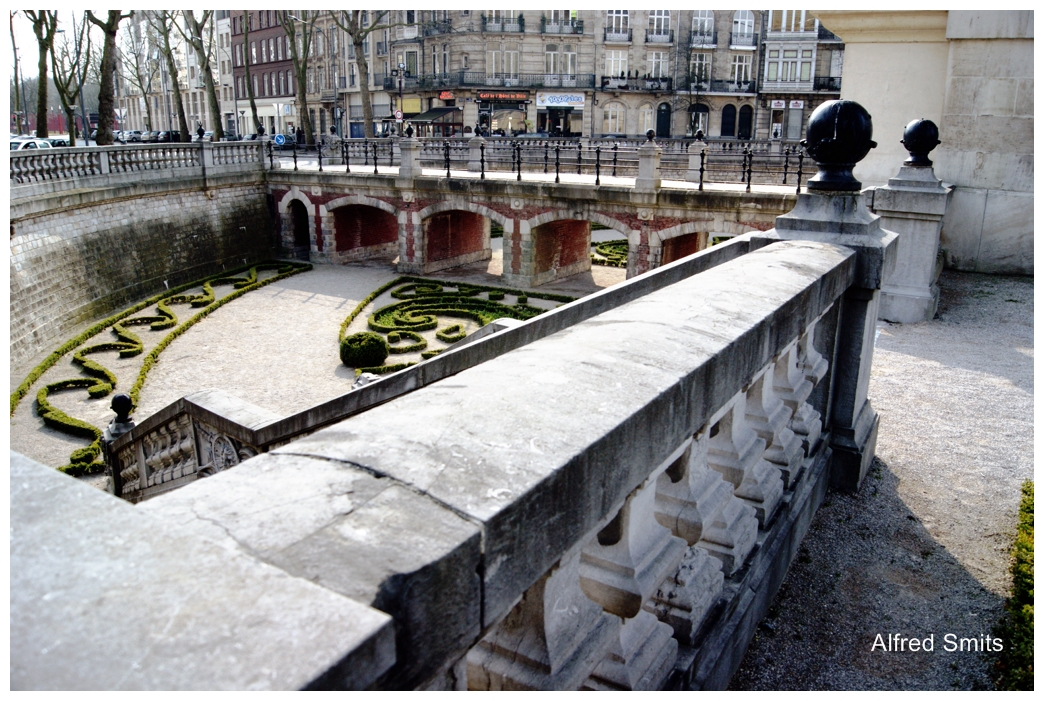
[730,270,1033,690]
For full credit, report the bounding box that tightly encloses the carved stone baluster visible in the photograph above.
[654,433,756,580]
[579,473,685,690]
[466,547,619,690]
[706,394,784,527]
[746,366,804,489]
[799,316,829,386]
[773,342,823,457]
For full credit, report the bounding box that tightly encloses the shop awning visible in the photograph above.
[410,107,462,123]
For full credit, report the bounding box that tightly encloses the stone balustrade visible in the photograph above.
[62,232,878,690]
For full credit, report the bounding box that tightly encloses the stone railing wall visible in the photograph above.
[117,237,868,690]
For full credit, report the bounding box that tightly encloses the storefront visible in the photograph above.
[769,99,804,140]
[536,91,584,137]
[476,91,530,136]
[410,106,465,137]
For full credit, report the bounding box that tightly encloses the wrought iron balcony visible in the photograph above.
[600,75,673,92]
[708,79,755,93]
[813,76,842,91]
[603,27,632,43]
[689,30,717,47]
[729,31,758,47]
[541,17,583,34]
[645,29,674,44]
[422,18,453,36]
[481,15,525,33]
[381,71,595,91]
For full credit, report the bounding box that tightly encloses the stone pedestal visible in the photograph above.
[467,136,486,172]
[872,165,952,323]
[396,137,422,187]
[634,141,661,192]
[755,190,898,492]
[686,145,705,183]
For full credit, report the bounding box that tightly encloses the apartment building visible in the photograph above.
[229,10,297,136]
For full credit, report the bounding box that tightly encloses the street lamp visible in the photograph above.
[223,83,237,138]
[393,61,408,136]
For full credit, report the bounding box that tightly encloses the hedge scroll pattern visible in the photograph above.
[591,239,628,268]
[16,261,312,476]
[339,276,575,375]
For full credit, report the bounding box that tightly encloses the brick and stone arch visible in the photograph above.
[324,195,401,264]
[649,222,712,268]
[415,200,499,274]
[275,188,318,258]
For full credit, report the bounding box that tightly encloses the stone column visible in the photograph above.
[872,121,952,322]
[686,142,705,183]
[467,135,487,172]
[756,100,898,492]
[396,136,422,186]
[634,135,661,193]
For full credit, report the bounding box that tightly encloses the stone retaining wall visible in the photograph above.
[9,177,276,368]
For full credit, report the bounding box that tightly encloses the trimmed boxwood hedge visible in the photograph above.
[338,276,576,378]
[387,329,427,354]
[591,239,628,267]
[340,332,391,367]
[14,260,312,474]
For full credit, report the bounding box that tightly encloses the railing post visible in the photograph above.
[595,146,601,186]
[612,142,618,177]
[98,148,110,175]
[554,144,560,183]
[317,140,323,172]
[480,142,486,180]
[576,142,582,175]
[699,149,706,191]
[744,148,752,193]
[396,133,422,186]
[544,141,549,174]
[467,135,487,173]
[292,139,298,171]
[795,150,804,194]
[782,147,790,185]
[444,140,451,177]
[634,131,661,193]
[515,142,522,181]
[373,142,379,174]
[758,99,898,493]
[344,141,350,173]
[364,139,370,166]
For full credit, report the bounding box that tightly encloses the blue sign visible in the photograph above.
[274,134,285,146]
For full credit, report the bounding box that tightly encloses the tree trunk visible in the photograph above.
[242,12,260,133]
[65,107,77,143]
[86,11,128,146]
[295,65,314,146]
[10,12,24,134]
[30,13,55,138]
[183,11,224,140]
[355,36,375,139]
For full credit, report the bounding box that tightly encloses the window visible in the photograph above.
[550,10,572,25]
[269,38,275,62]
[545,44,558,74]
[648,51,669,78]
[280,72,286,94]
[349,62,356,87]
[406,10,416,24]
[733,10,754,39]
[250,41,256,64]
[639,104,654,133]
[801,50,813,81]
[432,45,438,75]
[691,53,711,83]
[316,33,323,56]
[606,10,628,33]
[738,105,753,139]
[235,43,242,66]
[443,44,449,73]
[307,69,313,93]
[688,103,709,135]
[605,49,627,77]
[504,46,519,77]
[721,104,736,137]
[692,10,714,40]
[285,36,290,60]
[406,50,418,75]
[602,103,624,134]
[730,54,751,83]
[277,36,283,61]
[563,44,576,75]
[261,40,267,63]
[649,10,670,36]
[252,74,258,96]
[769,10,816,32]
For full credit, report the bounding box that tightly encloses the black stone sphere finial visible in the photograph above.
[695,129,705,142]
[111,393,133,424]
[645,129,656,142]
[900,118,940,167]
[405,124,414,138]
[800,99,877,192]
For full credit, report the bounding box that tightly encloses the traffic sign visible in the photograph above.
[274,134,285,145]
[395,110,404,122]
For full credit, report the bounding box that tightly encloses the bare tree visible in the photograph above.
[24,11,58,137]
[146,11,190,141]
[278,10,317,146]
[330,10,393,139]
[240,11,260,134]
[50,12,91,145]
[86,10,131,145]
[176,11,223,140]
[10,12,25,134]
[120,13,156,131]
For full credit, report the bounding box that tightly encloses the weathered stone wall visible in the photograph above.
[10,180,276,368]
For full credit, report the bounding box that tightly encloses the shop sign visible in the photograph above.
[477,91,528,101]
[770,99,786,109]
[439,91,454,100]
[536,92,585,108]
[789,100,805,109]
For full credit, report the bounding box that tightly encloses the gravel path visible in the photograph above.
[730,270,1033,690]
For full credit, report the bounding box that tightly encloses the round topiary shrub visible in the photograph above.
[340,332,390,368]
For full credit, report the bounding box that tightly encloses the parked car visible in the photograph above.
[11,139,53,151]
[192,130,215,142]
[125,130,143,142]
[46,137,69,147]
[155,130,183,143]
[140,131,158,143]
